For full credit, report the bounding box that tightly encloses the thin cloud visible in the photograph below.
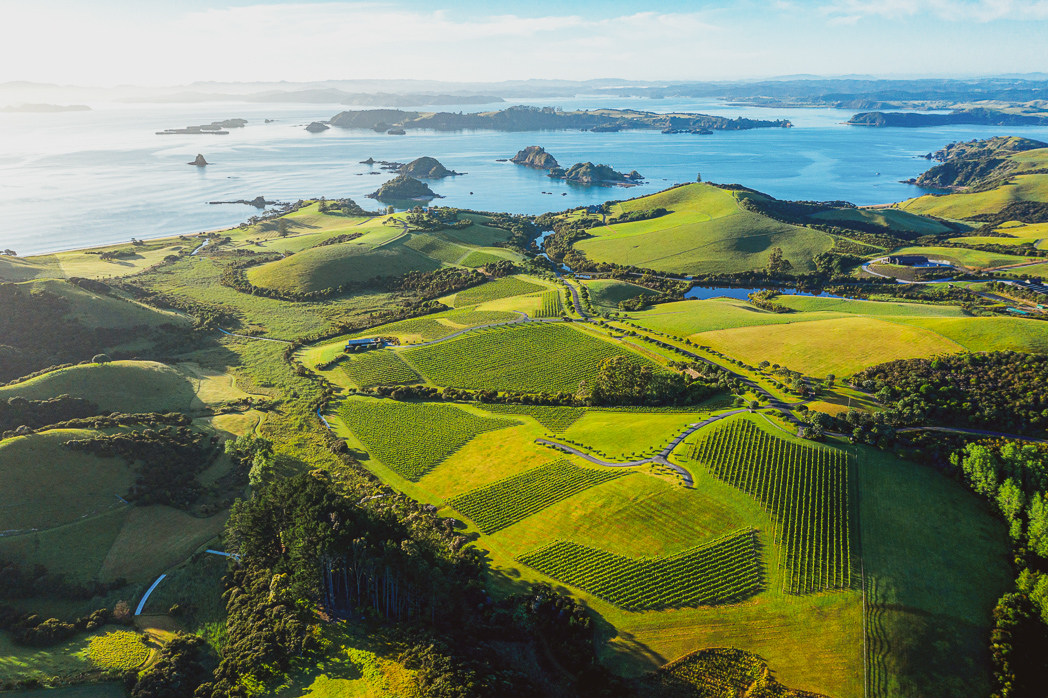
[820,0,1048,22]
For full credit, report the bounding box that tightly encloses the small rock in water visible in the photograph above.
[189,154,208,166]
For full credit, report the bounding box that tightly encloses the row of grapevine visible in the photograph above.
[534,290,562,318]
[689,419,852,595]
[454,276,546,305]
[341,351,422,389]
[646,647,824,697]
[404,323,642,394]
[448,459,629,533]
[339,399,518,480]
[517,528,762,611]
[479,404,585,432]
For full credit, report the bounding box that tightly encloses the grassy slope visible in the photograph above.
[0,361,200,414]
[810,207,951,234]
[21,279,190,330]
[575,184,834,275]
[585,280,658,310]
[891,245,1036,269]
[899,173,1048,219]
[0,430,133,531]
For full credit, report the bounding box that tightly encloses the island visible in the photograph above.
[847,108,1048,128]
[510,146,559,170]
[305,121,329,133]
[366,174,439,201]
[0,103,90,113]
[328,105,792,133]
[549,162,643,186]
[157,118,248,135]
[904,135,1048,191]
[398,156,461,178]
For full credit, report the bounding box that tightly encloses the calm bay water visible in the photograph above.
[3,97,1048,256]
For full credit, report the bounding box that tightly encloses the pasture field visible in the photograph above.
[448,459,631,533]
[641,647,823,698]
[693,316,963,378]
[402,322,647,393]
[890,245,1036,269]
[898,173,1048,219]
[517,528,762,611]
[341,351,422,389]
[575,184,834,275]
[584,279,658,310]
[0,430,133,531]
[809,207,951,235]
[460,250,511,267]
[884,315,1048,353]
[0,360,219,414]
[403,232,467,263]
[0,626,126,684]
[337,397,519,480]
[96,506,228,582]
[248,235,441,294]
[948,221,1048,247]
[993,260,1048,278]
[689,419,852,594]
[557,410,706,461]
[452,276,546,305]
[15,278,191,330]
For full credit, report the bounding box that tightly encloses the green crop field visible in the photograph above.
[575,184,834,275]
[533,290,561,317]
[453,276,546,305]
[690,420,852,594]
[448,459,630,533]
[85,630,150,671]
[642,647,819,698]
[460,250,509,268]
[478,404,585,431]
[0,361,202,413]
[403,323,645,393]
[441,308,519,326]
[338,398,518,480]
[341,351,421,388]
[517,528,762,611]
[809,207,951,235]
[585,280,658,310]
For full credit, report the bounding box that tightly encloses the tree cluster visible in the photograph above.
[63,426,220,508]
[0,605,124,647]
[853,352,1048,436]
[0,395,100,434]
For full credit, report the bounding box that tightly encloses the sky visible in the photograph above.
[1,0,1047,86]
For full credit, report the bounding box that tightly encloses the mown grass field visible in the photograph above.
[575,184,834,275]
[809,207,951,234]
[402,323,647,393]
[84,630,150,670]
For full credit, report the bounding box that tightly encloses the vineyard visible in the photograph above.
[454,276,545,305]
[404,323,641,393]
[644,647,826,698]
[689,418,852,595]
[338,399,518,480]
[480,404,585,431]
[341,351,421,388]
[517,528,762,611]
[534,290,561,318]
[448,459,629,533]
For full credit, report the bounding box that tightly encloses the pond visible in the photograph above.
[684,286,849,301]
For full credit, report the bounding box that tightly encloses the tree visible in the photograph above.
[276,219,289,237]
[1028,493,1048,558]
[589,356,653,405]
[766,247,793,274]
[92,354,112,364]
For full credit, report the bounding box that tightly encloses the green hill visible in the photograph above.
[809,207,950,235]
[572,183,834,275]
[0,360,200,414]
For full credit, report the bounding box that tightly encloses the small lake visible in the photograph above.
[684,286,848,301]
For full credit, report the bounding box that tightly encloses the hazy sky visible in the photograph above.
[2,0,1047,86]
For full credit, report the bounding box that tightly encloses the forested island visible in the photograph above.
[848,107,1048,127]
[329,105,792,133]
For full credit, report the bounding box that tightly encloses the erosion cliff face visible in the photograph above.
[510,146,559,170]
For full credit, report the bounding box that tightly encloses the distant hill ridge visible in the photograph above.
[848,107,1048,128]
